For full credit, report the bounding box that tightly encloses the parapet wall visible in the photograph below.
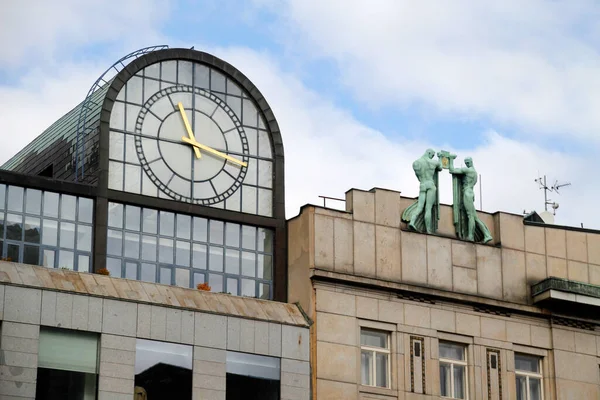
[288,188,600,316]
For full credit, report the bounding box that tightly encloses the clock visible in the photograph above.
[134,85,249,205]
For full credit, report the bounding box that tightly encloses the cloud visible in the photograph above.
[206,46,598,228]
[252,0,600,142]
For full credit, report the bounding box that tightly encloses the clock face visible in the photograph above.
[134,85,249,204]
[107,59,274,216]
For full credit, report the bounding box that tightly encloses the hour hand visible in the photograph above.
[177,102,201,159]
[181,137,247,167]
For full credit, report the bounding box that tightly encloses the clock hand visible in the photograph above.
[177,102,201,159]
[181,137,248,167]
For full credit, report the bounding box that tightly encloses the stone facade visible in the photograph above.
[0,267,310,400]
[289,188,600,400]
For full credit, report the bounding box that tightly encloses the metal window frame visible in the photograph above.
[360,329,391,389]
[439,343,468,399]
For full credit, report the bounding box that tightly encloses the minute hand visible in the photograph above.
[181,137,247,167]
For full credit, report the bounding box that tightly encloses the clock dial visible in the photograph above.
[108,59,274,216]
[134,85,249,204]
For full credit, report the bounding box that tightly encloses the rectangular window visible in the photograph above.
[360,329,390,388]
[439,342,467,399]
[135,339,192,399]
[226,351,280,400]
[515,354,543,400]
[36,328,99,399]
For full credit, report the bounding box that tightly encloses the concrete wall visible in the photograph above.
[288,188,600,315]
[0,284,310,400]
[314,283,600,400]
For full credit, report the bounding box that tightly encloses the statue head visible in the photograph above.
[425,148,435,159]
[465,157,473,167]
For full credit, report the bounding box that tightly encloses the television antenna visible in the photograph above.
[534,174,571,215]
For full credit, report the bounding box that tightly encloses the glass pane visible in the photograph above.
[516,375,527,400]
[241,225,256,250]
[257,254,272,280]
[106,257,122,278]
[515,354,540,373]
[125,205,141,231]
[7,186,24,212]
[43,249,55,268]
[160,267,171,284]
[176,241,191,266]
[6,214,22,240]
[257,228,273,253]
[108,203,123,228]
[59,222,76,249]
[23,245,39,265]
[141,235,157,262]
[241,252,256,277]
[440,363,451,396]
[0,184,5,210]
[440,342,465,361]
[192,243,207,269]
[361,350,372,386]
[159,211,174,237]
[61,195,76,221]
[208,247,223,272]
[176,215,191,239]
[0,214,4,238]
[125,262,137,279]
[361,329,387,348]
[141,263,156,282]
[529,377,542,400]
[159,238,174,264]
[175,268,190,288]
[241,279,255,297]
[225,223,240,247]
[43,192,59,218]
[227,278,238,295]
[25,189,42,215]
[193,217,207,242]
[76,225,92,252]
[78,198,93,224]
[124,233,140,259]
[24,217,41,244]
[42,219,58,246]
[209,220,224,245]
[259,283,270,300]
[209,274,223,293]
[7,243,19,262]
[78,255,90,273]
[59,250,74,270]
[142,208,158,234]
[454,364,466,399]
[225,249,240,274]
[375,353,388,388]
[107,229,123,256]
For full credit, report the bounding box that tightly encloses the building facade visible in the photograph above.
[0,46,310,400]
[289,187,600,400]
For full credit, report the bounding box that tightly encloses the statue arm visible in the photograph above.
[449,166,465,175]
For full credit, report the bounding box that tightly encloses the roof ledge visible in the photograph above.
[532,277,600,307]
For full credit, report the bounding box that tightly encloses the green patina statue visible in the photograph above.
[401,149,442,234]
[447,155,493,244]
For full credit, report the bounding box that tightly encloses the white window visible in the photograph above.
[360,329,390,388]
[515,354,543,400]
[439,342,467,399]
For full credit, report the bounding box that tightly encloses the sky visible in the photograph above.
[1,0,600,228]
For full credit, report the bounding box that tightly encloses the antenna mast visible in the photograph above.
[534,175,571,215]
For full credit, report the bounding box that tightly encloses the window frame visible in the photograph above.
[360,328,391,389]
[515,353,544,400]
[439,341,468,399]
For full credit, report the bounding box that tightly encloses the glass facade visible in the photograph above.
[108,60,274,216]
[106,202,273,298]
[0,184,93,271]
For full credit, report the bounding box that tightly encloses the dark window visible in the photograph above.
[226,351,280,400]
[38,164,54,178]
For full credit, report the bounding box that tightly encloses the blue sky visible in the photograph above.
[1,0,599,227]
